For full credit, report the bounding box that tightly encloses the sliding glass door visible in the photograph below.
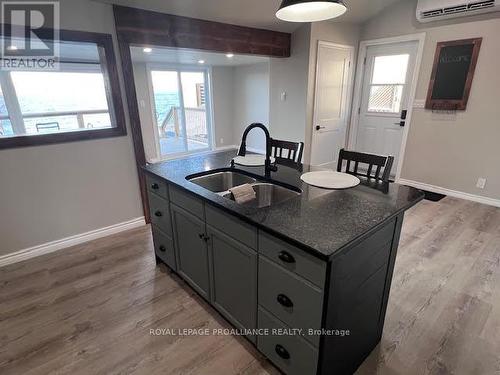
[149,67,212,158]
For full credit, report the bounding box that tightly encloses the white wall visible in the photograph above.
[233,63,270,152]
[211,66,235,147]
[0,0,143,257]
[305,21,360,164]
[269,24,311,146]
[268,21,361,164]
[361,0,500,201]
[133,63,157,162]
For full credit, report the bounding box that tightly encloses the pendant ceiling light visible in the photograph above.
[276,0,347,22]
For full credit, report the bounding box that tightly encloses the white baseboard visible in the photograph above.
[0,217,146,268]
[216,145,238,151]
[398,178,500,208]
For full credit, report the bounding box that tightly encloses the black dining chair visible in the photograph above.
[270,139,304,169]
[337,148,394,183]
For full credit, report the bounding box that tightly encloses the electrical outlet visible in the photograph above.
[476,178,487,189]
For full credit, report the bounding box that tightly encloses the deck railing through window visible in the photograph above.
[160,107,208,144]
[0,109,111,137]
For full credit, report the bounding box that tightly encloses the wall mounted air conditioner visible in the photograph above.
[416,0,500,23]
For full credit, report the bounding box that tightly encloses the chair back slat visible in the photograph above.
[270,138,304,169]
[337,149,394,183]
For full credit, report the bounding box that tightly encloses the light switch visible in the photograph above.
[280,92,287,102]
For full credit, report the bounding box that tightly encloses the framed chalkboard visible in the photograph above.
[425,38,482,110]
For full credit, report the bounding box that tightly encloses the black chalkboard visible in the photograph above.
[426,38,482,110]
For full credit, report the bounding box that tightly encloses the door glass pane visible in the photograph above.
[368,85,403,113]
[180,72,209,152]
[150,70,184,156]
[372,54,409,85]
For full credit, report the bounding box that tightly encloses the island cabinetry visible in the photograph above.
[171,204,210,299]
[146,173,175,270]
[207,225,257,342]
[147,176,407,375]
[169,186,258,336]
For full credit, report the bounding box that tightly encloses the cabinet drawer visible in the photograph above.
[258,307,318,375]
[146,174,168,199]
[259,231,326,288]
[259,256,323,347]
[206,205,257,249]
[170,186,204,219]
[148,193,172,236]
[152,226,176,270]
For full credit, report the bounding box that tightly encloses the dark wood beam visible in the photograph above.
[113,5,291,57]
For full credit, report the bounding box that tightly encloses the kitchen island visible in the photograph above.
[143,149,423,375]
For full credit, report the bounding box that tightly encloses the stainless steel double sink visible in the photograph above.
[187,171,301,208]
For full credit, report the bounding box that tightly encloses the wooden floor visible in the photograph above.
[1,197,499,375]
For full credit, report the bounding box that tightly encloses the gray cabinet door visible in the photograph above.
[171,204,210,300]
[208,225,257,340]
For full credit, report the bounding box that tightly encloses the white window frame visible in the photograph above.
[146,63,215,161]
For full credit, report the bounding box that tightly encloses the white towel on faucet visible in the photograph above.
[229,184,256,204]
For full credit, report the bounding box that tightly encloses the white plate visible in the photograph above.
[300,171,360,189]
[233,155,275,167]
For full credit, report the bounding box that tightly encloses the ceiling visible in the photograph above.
[94,0,405,33]
[130,46,270,66]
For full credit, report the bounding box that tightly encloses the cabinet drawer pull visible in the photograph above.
[277,294,293,308]
[159,245,166,252]
[154,211,163,217]
[198,233,204,239]
[278,251,295,264]
[151,183,160,190]
[275,344,290,360]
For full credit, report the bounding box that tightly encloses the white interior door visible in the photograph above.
[310,42,353,167]
[354,41,418,173]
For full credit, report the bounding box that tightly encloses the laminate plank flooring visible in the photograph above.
[1,197,499,375]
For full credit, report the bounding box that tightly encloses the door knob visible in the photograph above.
[316,125,325,131]
[394,121,405,127]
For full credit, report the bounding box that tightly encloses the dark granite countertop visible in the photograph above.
[144,149,424,260]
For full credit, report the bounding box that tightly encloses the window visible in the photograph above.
[0,85,13,137]
[367,54,409,113]
[149,68,212,157]
[0,29,126,149]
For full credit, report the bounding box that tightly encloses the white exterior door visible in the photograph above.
[354,41,418,173]
[310,42,353,167]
